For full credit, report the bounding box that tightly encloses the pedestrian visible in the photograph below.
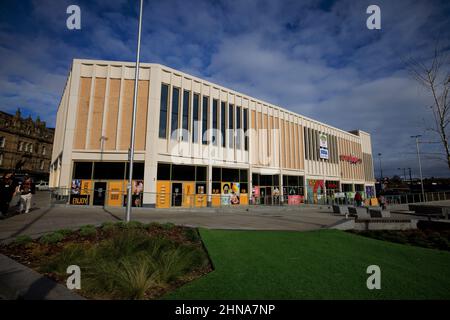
[16,174,35,214]
[354,191,363,207]
[0,172,17,217]
[378,194,386,210]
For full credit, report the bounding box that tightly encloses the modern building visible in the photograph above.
[0,109,54,181]
[50,59,375,208]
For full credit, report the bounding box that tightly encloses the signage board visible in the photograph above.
[320,147,329,159]
[319,133,328,148]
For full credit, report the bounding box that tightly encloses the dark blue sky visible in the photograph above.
[0,0,449,177]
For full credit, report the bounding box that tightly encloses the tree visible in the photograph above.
[405,44,450,169]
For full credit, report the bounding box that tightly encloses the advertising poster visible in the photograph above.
[288,195,303,205]
[230,182,240,205]
[221,182,231,205]
[80,180,92,195]
[71,179,81,194]
[108,181,123,207]
[306,179,324,204]
[70,179,89,205]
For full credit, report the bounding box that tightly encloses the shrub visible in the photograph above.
[126,221,145,229]
[13,235,33,246]
[184,228,200,242]
[57,229,73,237]
[161,222,175,230]
[41,243,88,275]
[39,231,65,245]
[79,225,97,237]
[101,221,117,233]
[113,255,158,299]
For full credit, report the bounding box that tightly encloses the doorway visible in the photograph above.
[93,182,107,206]
[172,183,182,207]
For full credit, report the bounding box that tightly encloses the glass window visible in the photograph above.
[243,109,248,151]
[240,183,248,194]
[212,167,221,181]
[73,162,93,179]
[126,162,145,179]
[171,87,180,140]
[196,166,207,181]
[228,104,234,148]
[273,175,280,186]
[159,84,169,138]
[172,165,195,181]
[221,102,226,147]
[0,136,5,148]
[93,162,125,180]
[252,173,259,185]
[202,96,209,145]
[239,169,248,182]
[192,94,199,143]
[222,168,239,182]
[182,90,190,141]
[157,163,171,180]
[212,99,218,145]
[236,106,241,149]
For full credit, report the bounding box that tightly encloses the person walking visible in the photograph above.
[354,191,363,207]
[17,175,35,214]
[0,172,17,217]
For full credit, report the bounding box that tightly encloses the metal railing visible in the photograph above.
[50,187,450,208]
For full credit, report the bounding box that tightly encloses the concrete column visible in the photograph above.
[143,66,162,207]
[207,164,212,206]
[59,60,82,191]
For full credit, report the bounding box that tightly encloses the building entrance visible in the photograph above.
[93,182,107,206]
[172,183,183,207]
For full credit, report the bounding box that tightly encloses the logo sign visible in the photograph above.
[320,147,329,159]
[340,155,362,164]
[319,133,328,148]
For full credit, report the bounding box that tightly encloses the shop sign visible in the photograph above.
[70,194,90,205]
[339,154,362,164]
[319,133,328,148]
[320,147,329,159]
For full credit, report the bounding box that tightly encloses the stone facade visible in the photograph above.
[0,109,54,181]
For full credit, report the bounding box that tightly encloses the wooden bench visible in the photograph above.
[369,207,391,218]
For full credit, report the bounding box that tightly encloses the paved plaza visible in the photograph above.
[0,191,423,242]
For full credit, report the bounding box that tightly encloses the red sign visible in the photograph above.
[340,155,362,164]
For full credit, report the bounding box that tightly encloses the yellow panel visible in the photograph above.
[80,180,92,195]
[240,194,248,205]
[212,194,221,207]
[135,80,149,150]
[119,80,134,150]
[73,77,92,149]
[370,198,379,206]
[89,78,107,149]
[156,181,171,208]
[108,181,124,207]
[183,182,195,208]
[105,79,121,150]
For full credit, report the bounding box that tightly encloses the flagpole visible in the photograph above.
[126,0,144,222]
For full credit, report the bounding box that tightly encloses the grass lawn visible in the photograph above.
[166,229,450,299]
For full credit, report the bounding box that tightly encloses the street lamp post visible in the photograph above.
[377,153,383,181]
[126,0,144,222]
[411,135,425,201]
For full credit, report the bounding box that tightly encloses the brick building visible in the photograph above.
[0,109,54,181]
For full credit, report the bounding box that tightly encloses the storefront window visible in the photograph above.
[73,162,93,179]
[93,162,125,180]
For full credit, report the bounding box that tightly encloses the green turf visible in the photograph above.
[166,229,450,299]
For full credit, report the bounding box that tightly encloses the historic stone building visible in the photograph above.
[0,109,54,181]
